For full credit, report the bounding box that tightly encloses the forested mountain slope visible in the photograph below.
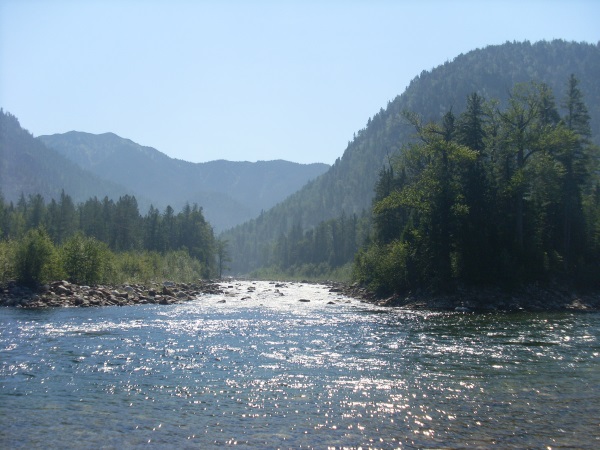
[223,40,600,274]
[38,132,329,231]
[0,110,137,205]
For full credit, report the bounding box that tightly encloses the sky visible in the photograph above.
[1,1,599,165]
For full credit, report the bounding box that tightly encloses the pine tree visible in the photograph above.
[559,75,593,269]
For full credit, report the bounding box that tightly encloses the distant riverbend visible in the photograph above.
[1,280,599,448]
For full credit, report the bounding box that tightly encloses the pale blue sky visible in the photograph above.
[1,1,598,164]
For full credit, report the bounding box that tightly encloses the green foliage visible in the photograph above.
[216,239,231,278]
[249,211,367,279]
[358,77,600,295]
[0,189,217,275]
[353,241,414,295]
[251,261,353,282]
[0,187,218,286]
[161,250,207,283]
[14,228,62,286]
[222,40,600,275]
[0,239,16,286]
[112,250,206,285]
[61,233,114,285]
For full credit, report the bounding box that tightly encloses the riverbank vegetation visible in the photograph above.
[236,212,369,282]
[249,261,354,283]
[221,41,600,280]
[0,192,218,286]
[354,76,600,296]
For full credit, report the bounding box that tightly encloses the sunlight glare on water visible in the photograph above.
[1,280,599,449]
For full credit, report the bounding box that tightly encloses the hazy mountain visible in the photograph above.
[37,132,329,231]
[222,39,600,273]
[0,110,140,206]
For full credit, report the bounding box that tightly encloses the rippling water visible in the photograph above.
[1,281,599,449]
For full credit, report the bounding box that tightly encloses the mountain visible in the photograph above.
[222,39,600,273]
[37,132,329,231]
[0,110,140,206]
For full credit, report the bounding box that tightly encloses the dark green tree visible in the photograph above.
[47,190,77,244]
[111,195,141,251]
[14,227,61,286]
[558,74,593,269]
[216,239,231,278]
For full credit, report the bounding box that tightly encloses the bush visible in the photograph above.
[0,239,16,286]
[113,251,152,284]
[61,233,114,285]
[4,228,211,288]
[353,240,414,296]
[14,228,62,286]
[161,250,206,283]
[112,250,207,285]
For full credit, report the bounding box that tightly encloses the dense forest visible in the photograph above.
[0,189,220,286]
[355,76,599,294]
[247,211,371,280]
[222,40,600,276]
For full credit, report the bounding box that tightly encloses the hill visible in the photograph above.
[222,39,600,274]
[37,132,329,231]
[0,110,139,206]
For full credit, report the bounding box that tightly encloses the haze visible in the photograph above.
[1,0,598,164]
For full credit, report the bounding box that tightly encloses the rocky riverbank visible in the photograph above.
[3,278,599,312]
[332,281,600,312]
[0,279,224,308]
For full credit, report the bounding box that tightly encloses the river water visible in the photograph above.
[1,281,599,449]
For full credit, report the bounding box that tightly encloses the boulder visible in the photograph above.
[55,285,72,296]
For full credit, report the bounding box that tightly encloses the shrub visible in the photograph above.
[61,233,114,285]
[0,239,16,286]
[112,250,206,285]
[353,240,414,296]
[14,228,62,286]
[161,250,206,283]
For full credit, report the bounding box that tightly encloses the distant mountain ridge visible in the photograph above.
[0,110,143,206]
[221,39,600,273]
[37,131,329,231]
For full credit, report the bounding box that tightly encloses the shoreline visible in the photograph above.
[2,278,600,313]
[0,279,224,308]
[334,282,600,313]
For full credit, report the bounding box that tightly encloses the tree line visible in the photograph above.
[0,191,221,286]
[224,210,369,280]
[221,41,600,277]
[354,75,600,295]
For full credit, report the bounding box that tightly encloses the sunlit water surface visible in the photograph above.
[1,281,599,449]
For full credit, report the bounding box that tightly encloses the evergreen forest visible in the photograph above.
[221,40,600,279]
[355,76,600,295]
[0,189,220,287]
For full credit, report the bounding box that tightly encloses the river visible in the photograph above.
[1,280,599,448]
